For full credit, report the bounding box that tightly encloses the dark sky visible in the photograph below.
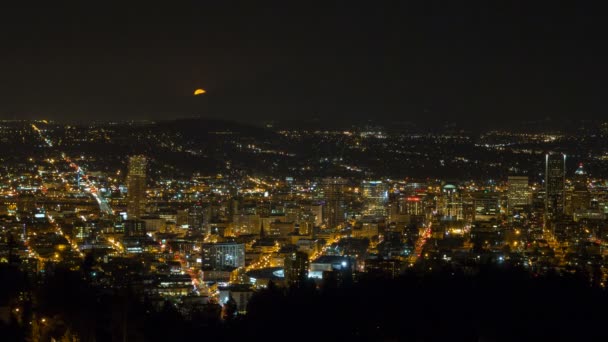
[0,2,606,126]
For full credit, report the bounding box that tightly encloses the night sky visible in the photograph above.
[0,2,606,126]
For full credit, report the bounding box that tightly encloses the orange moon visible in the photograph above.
[194,88,206,95]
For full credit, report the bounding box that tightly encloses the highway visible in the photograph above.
[408,221,433,266]
[32,124,114,216]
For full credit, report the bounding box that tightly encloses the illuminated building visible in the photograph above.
[309,255,354,287]
[438,183,463,220]
[139,215,164,233]
[124,219,146,237]
[232,213,261,235]
[471,191,499,219]
[321,177,347,228]
[188,203,204,232]
[126,155,147,219]
[176,209,189,227]
[352,220,380,238]
[507,176,530,212]
[570,163,590,214]
[74,222,94,241]
[201,242,245,269]
[284,251,309,286]
[309,204,323,226]
[147,274,193,298]
[389,195,424,224]
[245,267,285,288]
[309,255,353,279]
[283,204,301,223]
[545,153,566,217]
[401,195,424,215]
[219,284,254,313]
[268,221,295,238]
[361,180,388,216]
[364,258,401,279]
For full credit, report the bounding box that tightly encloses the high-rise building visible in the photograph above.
[232,213,261,235]
[126,155,147,220]
[361,180,389,216]
[570,163,590,213]
[284,251,309,287]
[284,204,301,223]
[201,242,246,269]
[310,204,323,226]
[124,219,146,237]
[471,191,499,218]
[508,176,530,211]
[321,178,347,229]
[401,195,424,216]
[545,153,566,217]
[438,183,463,220]
[188,203,204,233]
[176,210,189,227]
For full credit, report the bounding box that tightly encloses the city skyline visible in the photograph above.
[0,118,607,340]
[1,2,608,341]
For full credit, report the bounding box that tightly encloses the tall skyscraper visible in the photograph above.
[570,163,590,213]
[438,183,463,220]
[127,155,147,219]
[188,203,204,233]
[321,177,347,229]
[545,153,566,217]
[361,180,389,216]
[284,251,309,287]
[400,195,424,216]
[124,219,146,237]
[508,176,530,211]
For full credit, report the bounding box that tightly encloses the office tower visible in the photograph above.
[545,153,566,217]
[284,251,309,287]
[188,203,204,233]
[462,193,475,222]
[232,213,261,235]
[321,177,347,229]
[124,219,146,237]
[570,163,590,213]
[126,155,147,219]
[508,176,530,211]
[401,195,424,216]
[176,209,189,227]
[201,242,246,269]
[361,180,389,216]
[472,191,499,217]
[310,204,323,226]
[284,204,301,223]
[439,183,463,220]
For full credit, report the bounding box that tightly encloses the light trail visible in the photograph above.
[408,222,433,266]
[31,124,113,215]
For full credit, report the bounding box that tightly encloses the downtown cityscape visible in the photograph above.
[1,118,608,340]
[2,1,608,341]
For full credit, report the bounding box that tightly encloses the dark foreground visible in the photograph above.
[1,264,606,342]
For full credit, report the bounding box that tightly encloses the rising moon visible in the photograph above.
[194,89,206,95]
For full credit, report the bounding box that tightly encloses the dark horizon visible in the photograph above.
[7,115,605,135]
[1,2,607,126]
